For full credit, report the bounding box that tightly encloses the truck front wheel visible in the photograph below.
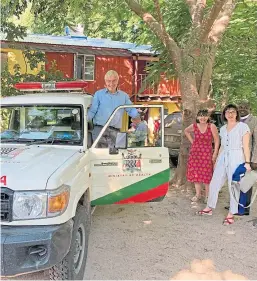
[48,204,91,280]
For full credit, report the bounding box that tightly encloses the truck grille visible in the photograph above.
[1,188,13,222]
[1,147,17,156]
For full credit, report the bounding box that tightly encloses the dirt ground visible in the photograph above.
[5,170,257,280]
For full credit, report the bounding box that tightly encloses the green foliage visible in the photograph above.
[1,0,28,40]
[1,48,72,97]
[212,1,257,114]
[3,0,257,114]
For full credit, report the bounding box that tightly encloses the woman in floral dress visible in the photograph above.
[185,109,220,203]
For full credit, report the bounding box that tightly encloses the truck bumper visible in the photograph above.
[1,219,73,277]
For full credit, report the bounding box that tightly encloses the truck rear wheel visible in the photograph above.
[48,204,91,280]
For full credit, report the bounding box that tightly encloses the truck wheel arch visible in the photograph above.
[47,194,91,279]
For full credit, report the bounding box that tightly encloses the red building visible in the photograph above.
[2,34,181,110]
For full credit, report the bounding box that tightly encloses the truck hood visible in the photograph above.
[0,145,78,190]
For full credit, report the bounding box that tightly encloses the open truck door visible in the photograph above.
[89,105,170,205]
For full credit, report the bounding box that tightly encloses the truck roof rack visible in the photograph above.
[14,81,88,92]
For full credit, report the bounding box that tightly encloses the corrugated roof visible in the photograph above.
[1,33,156,55]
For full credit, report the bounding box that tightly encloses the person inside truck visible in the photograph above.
[87,70,139,148]
[127,114,148,147]
[27,115,47,130]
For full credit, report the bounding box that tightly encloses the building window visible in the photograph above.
[75,54,95,81]
[145,61,156,73]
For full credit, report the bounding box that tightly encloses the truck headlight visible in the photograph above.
[12,185,70,220]
[13,192,47,220]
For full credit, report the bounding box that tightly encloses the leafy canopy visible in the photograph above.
[2,0,257,112]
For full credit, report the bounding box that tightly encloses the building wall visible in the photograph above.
[2,48,43,75]
[44,53,134,96]
[45,52,74,78]
[86,56,133,95]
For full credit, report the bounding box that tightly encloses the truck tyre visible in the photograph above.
[48,204,91,280]
[169,156,175,168]
[169,155,178,167]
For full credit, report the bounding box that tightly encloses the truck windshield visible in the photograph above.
[0,105,83,145]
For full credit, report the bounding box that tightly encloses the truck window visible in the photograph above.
[94,107,162,149]
[0,105,83,145]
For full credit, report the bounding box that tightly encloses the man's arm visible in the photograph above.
[124,93,138,118]
[87,92,100,121]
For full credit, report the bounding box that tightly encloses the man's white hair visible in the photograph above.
[104,70,119,80]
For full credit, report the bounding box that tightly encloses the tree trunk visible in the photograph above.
[171,72,198,187]
[171,46,216,187]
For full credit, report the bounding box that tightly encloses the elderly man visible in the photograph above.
[88,70,138,147]
[237,101,257,215]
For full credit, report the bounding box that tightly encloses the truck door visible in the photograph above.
[89,105,170,205]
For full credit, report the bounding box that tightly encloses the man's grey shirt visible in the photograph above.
[130,121,148,142]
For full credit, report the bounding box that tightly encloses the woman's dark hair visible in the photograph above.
[196,109,210,123]
[222,104,240,122]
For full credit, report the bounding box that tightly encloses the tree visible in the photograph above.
[212,2,257,114]
[120,0,236,186]
[1,0,28,40]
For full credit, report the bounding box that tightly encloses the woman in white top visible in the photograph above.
[197,104,251,225]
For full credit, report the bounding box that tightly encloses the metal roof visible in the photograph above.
[1,33,156,55]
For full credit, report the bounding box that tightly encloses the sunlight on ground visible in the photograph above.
[171,259,247,280]
[143,220,152,225]
[191,205,198,209]
[226,230,235,235]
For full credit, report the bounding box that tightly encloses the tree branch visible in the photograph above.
[192,0,206,27]
[199,45,217,99]
[199,0,228,42]
[153,0,164,28]
[185,0,197,19]
[125,0,182,73]
[208,0,236,43]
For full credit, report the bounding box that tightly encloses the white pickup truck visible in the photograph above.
[0,82,170,279]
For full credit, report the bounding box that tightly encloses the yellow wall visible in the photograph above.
[1,48,44,75]
[164,102,180,114]
[135,101,180,114]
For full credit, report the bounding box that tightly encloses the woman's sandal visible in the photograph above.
[196,209,213,216]
[223,216,234,226]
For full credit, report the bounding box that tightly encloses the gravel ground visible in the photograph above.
[5,171,257,280]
